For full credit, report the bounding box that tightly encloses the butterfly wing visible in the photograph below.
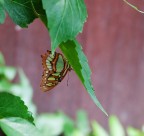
[40,50,71,92]
[40,70,59,91]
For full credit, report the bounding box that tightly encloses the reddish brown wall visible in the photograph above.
[0,0,144,129]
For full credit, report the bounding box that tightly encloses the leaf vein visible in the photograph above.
[11,0,32,10]
[67,0,74,37]
[53,0,67,47]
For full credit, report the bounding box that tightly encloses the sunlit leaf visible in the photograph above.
[36,113,65,136]
[36,112,75,136]
[127,127,144,136]
[0,66,16,80]
[109,115,125,136]
[0,117,41,136]
[92,121,109,136]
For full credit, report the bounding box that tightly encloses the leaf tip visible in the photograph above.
[100,107,108,117]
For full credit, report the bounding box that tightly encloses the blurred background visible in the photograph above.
[0,0,144,131]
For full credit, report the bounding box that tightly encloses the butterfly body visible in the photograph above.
[40,50,71,91]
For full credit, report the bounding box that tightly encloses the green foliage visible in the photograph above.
[0,66,16,81]
[0,3,5,24]
[42,0,87,52]
[35,111,144,136]
[0,92,34,123]
[0,57,143,136]
[127,127,144,136]
[36,113,66,136]
[76,110,90,135]
[36,112,74,136]
[0,52,5,65]
[0,117,41,136]
[0,0,37,27]
[0,0,106,114]
[92,121,109,136]
[11,69,36,116]
[109,115,125,136]
[60,40,107,115]
[0,52,36,115]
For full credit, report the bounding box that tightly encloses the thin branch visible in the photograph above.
[123,0,144,14]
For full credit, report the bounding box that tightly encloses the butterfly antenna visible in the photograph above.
[67,71,70,86]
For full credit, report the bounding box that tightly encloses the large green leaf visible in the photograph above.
[42,0,87,52]
[0,117,41,136]
[0,4,5,24]
[109,116,125,136]
[0,92,34,123]
[0,0,36,27]
[60,40,107,115]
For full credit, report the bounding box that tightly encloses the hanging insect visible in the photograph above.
[40,50,71,91]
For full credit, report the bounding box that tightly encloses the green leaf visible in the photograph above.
[0,66,16,80]
[0,0,36,27]
[109,115,125,136]
[0,78,12,92]
[0,52,5,65]
[0,4,6,24]
[0,117,41,136]
[92,121,109,136]
[60,40,107,115]
[0,92,34,123]
[63,114,75,136]
[42,0,87,52]
[36,113,65,136]
[72,130,84,136]
[76,110,90,135]
[0,67,36,115]
[127,127,144,136]
[36,112,75,136]
[11,69,37,116]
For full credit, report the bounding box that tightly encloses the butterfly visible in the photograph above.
[40,50,71,91]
